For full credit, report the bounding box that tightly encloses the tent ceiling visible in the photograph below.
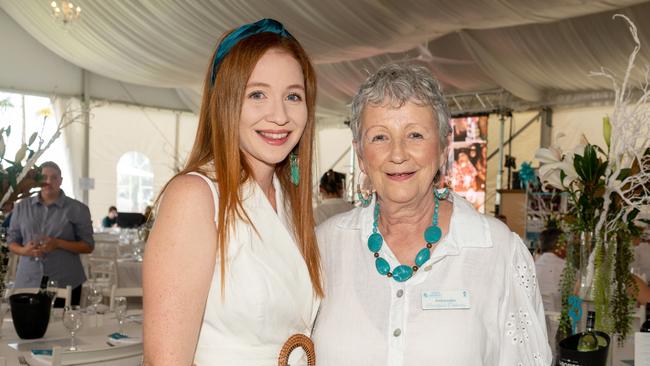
[1,0,649,123]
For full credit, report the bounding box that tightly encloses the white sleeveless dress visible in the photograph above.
[189,172,320,365]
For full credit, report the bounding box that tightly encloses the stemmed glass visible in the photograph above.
[87,282,103,326]
[62,306,83,351]
[46,279,59,320]
[114,296,127,336]
[31,235,46,262]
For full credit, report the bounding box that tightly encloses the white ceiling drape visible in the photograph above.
[2,0,650,124]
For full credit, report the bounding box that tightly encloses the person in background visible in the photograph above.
[7,161,94,306]
[314,169,352,225]
[101,206,118,228]
[1,201,13,229]
[535,228,565,313]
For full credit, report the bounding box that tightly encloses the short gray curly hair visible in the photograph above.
[350,63,452,153]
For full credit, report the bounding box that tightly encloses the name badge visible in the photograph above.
[421,289,471,310]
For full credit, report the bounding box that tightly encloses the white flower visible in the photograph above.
[559,154,579,184]
[538,163,564,190]
[535,147,579,190]
[534,147,561,164]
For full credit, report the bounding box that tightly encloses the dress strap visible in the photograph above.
[187,172,219,223]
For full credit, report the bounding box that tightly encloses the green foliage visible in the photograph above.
[612,229,637,345]
[593,238,612,331]
[0,114,43,206]
[557,232,578,340]
[566,144,608,233]
[0,98,12,111]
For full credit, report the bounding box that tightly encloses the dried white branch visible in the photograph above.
[0,100,84,207]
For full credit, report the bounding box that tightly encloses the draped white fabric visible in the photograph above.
[1,0,650,123]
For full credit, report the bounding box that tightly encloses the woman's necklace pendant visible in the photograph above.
[368,188,449,282]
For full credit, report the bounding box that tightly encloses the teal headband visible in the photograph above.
[209,18,294,86]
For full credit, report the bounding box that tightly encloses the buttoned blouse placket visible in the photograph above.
[378,238,454,366]
[361,197,457,366]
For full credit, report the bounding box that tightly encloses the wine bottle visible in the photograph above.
[642,302,650,332]
[38,275,56,301]
[39,275,49,292]
[577,311,598,352]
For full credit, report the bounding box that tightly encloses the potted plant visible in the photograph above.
[535,15,650,346]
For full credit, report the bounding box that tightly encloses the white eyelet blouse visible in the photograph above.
[313,193,552,366]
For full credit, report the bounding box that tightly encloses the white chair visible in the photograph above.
[51,343,143,365]
[88,257,119,286]
[6,286,72,307]
[109,284,143,312]
[92,242,119,258]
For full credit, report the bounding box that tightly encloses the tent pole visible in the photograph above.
[495,113,505,211]
[540,107,552,148]
[81,69,90,205]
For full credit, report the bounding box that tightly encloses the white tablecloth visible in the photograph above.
[0,310,142,366]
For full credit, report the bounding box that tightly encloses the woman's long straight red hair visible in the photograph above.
[160,32,322,297]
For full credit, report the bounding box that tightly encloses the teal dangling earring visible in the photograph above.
[434,187,450,200]
[290,152,299,186]
[356,187,373,207]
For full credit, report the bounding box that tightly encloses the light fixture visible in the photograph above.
[50,1,81,25]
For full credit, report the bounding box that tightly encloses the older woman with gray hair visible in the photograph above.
[312,64,551,365]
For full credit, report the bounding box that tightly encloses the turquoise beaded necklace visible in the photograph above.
[368,188,449,282]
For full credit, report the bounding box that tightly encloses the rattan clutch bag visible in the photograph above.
[277,334,316,366]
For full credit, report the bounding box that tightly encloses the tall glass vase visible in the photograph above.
[578,230,595,301]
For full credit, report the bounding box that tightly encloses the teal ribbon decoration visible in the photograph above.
[568,295,583,335]
[519,161,536,189]
[210,18,293,85]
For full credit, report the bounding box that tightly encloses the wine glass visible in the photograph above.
[46,279,59,320]
[31,235,46,262]
[87,282,103,326]
[62,306,83,351]
[114,296,127,336]
[87,283,103,313]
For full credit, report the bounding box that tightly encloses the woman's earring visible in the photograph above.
[356,171,375,207]
[434,187,450,200]
[356,185,374,208]
[290,152,299,186]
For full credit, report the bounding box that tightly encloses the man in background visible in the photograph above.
[534,228,565,313]
[102,206,118,228]
[7,161,94,306]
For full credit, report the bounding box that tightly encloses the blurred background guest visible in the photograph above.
[101,205,118,228]
[534,228,565,313]
[7,161,94,306]
[1,201,13,229]
[314,169,352,225]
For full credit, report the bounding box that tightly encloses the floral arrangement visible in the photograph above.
[535,15,650,343]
